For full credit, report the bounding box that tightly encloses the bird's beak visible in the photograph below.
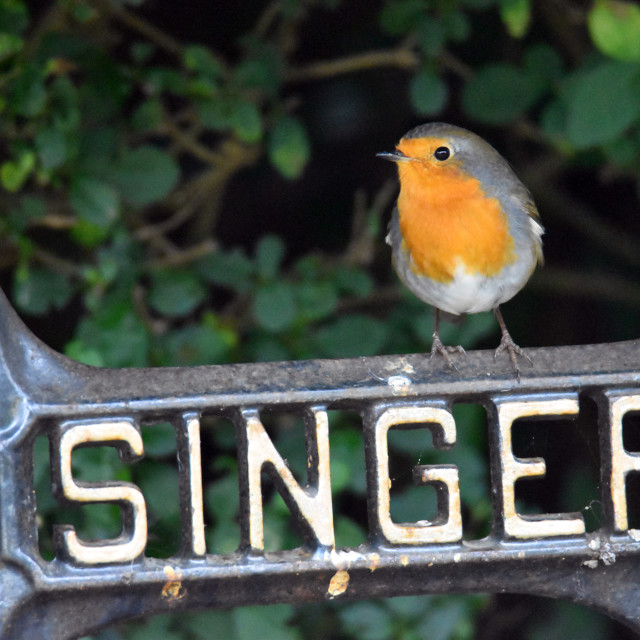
[376,150,410,163]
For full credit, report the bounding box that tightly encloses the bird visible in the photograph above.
[378,122,543,379]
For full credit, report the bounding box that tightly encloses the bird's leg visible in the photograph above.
[493,306,533,381]
[430,308,465,371]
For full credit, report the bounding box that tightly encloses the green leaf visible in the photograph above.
[333,266,374,297]
[416,18,446,56]
[0,32,22,60]
[35,128,68,170]
[230,98,263,142]
[8,63,46,116]
[461,0,497,6]
[195,248,254,293]
[528,600,609,640]
[81,52,130,120]
[183,43,225,78]
[76,307,150,367]
[499,0,531,38]
[410,69,447,116]
[295,281,338,322]
[379,0,427,35]
[246,335,291,362]
[186,77,217,99]
[602,134,639,169]
[144,67,188,95]
[234,605,301,640]
[462,63,546,124]
[126,615,182,640]
[160,322,234,365]
[77,127,117,176]
[185,611,235,640]
[234,41,284,96]
[65,339,105,367]
[130,41,155,64]
[69,1,96,21]
[315,315,386,357]
[563,60,640,148]
[148,269,207,317]
[110,146,180,206]
[539,98,566,140]
[71,219,110,248]
[70,175,120,227]
[588,0,640,62]
[1,150,35,192]
[416,597,474,640]
[71,443,127,484]
[38,31,92,65]
[386,595,429,618]
[198,98,231,130]
[294,254,321,280]
[131,98,164,132]
[332,426,367,494]
[13,266,74,315]
[252,282,297,332]
[8,195,46,230]
[0,0,29,35]
[141,422,176,457]
[137,461,180,518]
[524,43,564,84]
[206,472,240,524]
[255,234,285,280]
[442,9,470,41]
[339,602,394,640]
[268,115,310,179]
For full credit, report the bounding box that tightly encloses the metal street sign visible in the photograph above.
[1,287,640,638]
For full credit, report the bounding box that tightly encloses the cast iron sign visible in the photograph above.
[1,287,640,638]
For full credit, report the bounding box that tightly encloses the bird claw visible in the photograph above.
[430,334,465,372]
[494,333,533,381]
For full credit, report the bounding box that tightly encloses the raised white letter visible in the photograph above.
[371,405,462,544]
[237,407,334,551]
[54,419,147,564]
[607,394,640,532]
[494,397,584,539]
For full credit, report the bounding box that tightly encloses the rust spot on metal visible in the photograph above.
[162,566,185,601]
[327,570,349,598]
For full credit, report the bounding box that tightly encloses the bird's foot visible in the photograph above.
[431,334,465,372]
[494,332,532,381]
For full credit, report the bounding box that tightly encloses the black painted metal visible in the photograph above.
[1,286,640,638]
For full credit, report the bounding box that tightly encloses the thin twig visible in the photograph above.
[32,247,84,279]
[29,214,76,230]
[158,118,223,166]
[436,50,474,81]
[132,284,168,335]
[253,0,282,38]
[135,206,198,242]
[144,239,216,270]
[343,178,397,266]
[92,0,184,58]
[286,47,419,82]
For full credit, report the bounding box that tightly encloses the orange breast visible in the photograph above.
[396,160,515,283]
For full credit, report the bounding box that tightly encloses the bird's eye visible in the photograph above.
[434,146,450,161]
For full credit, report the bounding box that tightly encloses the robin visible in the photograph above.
[378,122,543,378]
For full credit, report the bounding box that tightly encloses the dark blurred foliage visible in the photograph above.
[4,0,640,637]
